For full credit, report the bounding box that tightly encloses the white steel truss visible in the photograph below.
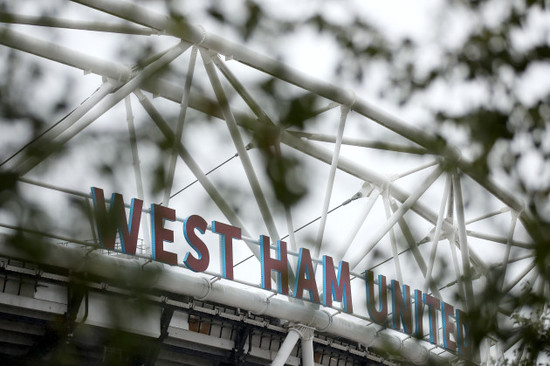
[0,1,540,365]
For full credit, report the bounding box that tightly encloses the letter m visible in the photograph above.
[323,256,353,313]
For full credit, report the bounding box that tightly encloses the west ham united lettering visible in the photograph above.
[91,187,472,355]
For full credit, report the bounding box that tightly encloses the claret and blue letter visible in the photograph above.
[91,187,472,355]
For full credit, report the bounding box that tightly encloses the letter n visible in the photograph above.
[365,270,388,324]
[391,280,412,334]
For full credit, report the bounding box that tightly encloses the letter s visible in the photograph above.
[183,215,210,272]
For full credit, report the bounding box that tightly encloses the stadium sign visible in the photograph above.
[91,187,472,356]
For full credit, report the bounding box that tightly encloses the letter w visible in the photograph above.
[91,187,142,254]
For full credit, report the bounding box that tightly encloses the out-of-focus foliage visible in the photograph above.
[1,0,549,364]
[195,0,550,362]
[173,0,550,363]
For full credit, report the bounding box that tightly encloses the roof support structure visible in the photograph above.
[383,192,403,285]
[452,173,475,309]
[202,49,280,242]
[334,190,379,261]
[279,132,489,271]
[132,90,260,262]
[423,173,451,294]
[499,211,520,292]
[2,81,115,172]
[345,165,444,270]
[286,131,428,155]
[124,96,151,254]
[69,0,527,221]
[313,106,349,259]
[0,25,507,281]
[2,1,529,220]
[163,46,198,207]
[0,1,538,363]
[0,13,157,34]
[300,326,315,366]
[271,326,302,366]
[14,41,189,176]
